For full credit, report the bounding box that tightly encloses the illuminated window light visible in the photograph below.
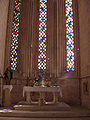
[10,0,21,70]
[38,0,47,71]
[65,0,74,71]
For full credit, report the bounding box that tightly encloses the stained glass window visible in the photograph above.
[10,0,21,70]
[38,0,47,71]
[65,0,74,71]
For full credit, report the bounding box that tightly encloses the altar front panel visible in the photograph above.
[23,86,62,104]
[23,86,62,97]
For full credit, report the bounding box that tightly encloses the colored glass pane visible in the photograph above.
[10,0,21,70]
[65,0,74,71]
[38,0,47,71]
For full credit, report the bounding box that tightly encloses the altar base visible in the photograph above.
[14,102,71,111]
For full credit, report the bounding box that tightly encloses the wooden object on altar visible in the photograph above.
[38,98,45,106]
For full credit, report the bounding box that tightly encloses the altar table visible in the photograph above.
[23,86,62,104]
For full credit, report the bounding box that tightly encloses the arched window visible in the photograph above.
[10,0,21,70]
[38,0,47,71]
[65,0,75,71]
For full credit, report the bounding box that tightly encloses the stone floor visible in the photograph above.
[0,117,90,120]
[0,105,90,120]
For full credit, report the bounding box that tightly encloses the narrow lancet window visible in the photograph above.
[10,0,21,70]
[38,0,47,71]
[65,0,75,71]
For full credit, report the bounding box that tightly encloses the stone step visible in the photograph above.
[0,110,90,118]
[14,102,71,111]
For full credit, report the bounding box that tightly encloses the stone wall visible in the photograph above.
[0,0,9,106]
[0,0,9,74]
[10,79,53,104]
[57,70,80,104]
[56,0,80,105]
[6,0,80,105]
[1,0,90,107]
[10,79,26,104]
[78,0,90,108]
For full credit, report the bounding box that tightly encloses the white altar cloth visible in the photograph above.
[23,86,62,104]
[23,86,62,97]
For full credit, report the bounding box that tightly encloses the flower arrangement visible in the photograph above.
[32,78,39,87]
[45,80,52,87]
[31,72,52,87]
[32,78,51,87]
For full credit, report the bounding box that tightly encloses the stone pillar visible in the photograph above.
[3,85,13,107]
[18,0,38,79]
[0,0,9,74]
[26,92,31,104]
[0,75,3,105]
[27,0,32,78]
[47,0,54,78]
[32,0,39,78]
[78,0,90,108]
[56,0,80,105]
[56,0,65,77]
[20,0,30,78]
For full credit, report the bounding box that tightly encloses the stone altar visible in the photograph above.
[23,86,62,104]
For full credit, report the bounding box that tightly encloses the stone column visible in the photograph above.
[0,0,10,74]
[47,0,54,78]
[19,0,33,79]
[53,0,57,78]
[56,0,65,77]
[3,85,13,107]
[27,0,32,78]
[56,0,80,105]
[30,0,39,78]
[29,0,33,78]
[0,0,9,106]
[78,0,90,108]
